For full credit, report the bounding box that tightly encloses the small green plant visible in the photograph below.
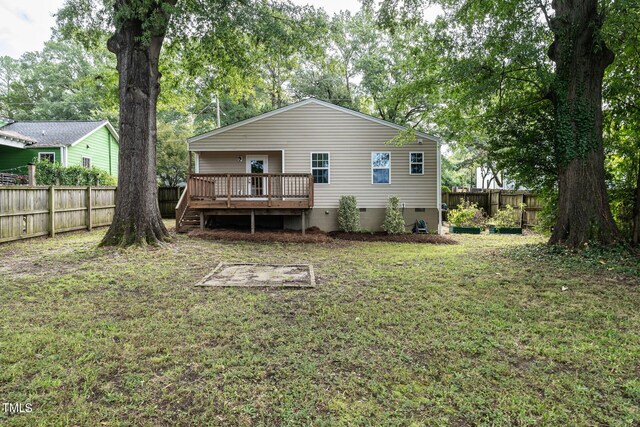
[382,196,406,234]
[34,159,116,186]
[337,195,360,232]
[490,204,525,228]
[448,198,485,227]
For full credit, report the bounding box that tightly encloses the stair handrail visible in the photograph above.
[175,183,190,232]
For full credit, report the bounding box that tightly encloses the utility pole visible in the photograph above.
[216,93,221,128]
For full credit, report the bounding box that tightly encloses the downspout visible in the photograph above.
[437,140,442,235]
[108,133,112,175]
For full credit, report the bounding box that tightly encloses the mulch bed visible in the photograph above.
[188,227,457,244]
[328,231,457,244]
[187,227,332,244]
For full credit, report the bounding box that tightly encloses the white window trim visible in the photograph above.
[371,151,391,184]
[38,152,56,163]
[310,152,330,185]
[409,152,424,175]
[82,156,92,169]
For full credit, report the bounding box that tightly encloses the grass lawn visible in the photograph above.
[1,223,639,426]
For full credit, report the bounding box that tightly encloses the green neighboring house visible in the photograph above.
[0,118,119,176]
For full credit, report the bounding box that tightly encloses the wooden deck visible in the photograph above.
[176,173,314,233]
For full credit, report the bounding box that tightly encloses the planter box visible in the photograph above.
[488,226,522,235]
[449,226,482,234]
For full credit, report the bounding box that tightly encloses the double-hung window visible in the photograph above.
[311,152,330,184]
[372,152,391,184]
[410,152,424,175]
[38,152,55,163]
[82,157,92,169]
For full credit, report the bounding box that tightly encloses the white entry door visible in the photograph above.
[246,155,269,196]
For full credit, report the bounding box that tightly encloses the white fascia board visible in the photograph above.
[0,138,26,149]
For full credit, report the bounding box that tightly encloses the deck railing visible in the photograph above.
[176,173,314,231]
[189,173,313,201]
[175,183,190,230]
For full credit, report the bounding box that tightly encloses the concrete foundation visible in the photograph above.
[284,207,439,233]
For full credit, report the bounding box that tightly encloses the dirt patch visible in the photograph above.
[188,227,457,245]
[329,231,457,244]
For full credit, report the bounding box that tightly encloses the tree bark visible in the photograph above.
[100,0,174,246]
[547,0,619,247]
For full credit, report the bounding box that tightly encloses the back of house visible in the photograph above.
[185,98,441,233]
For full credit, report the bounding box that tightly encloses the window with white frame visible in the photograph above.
[82,157,92,169]
[410,152,424,174]
[38,152,55,163]
[311,152,330,184]
[372,152,391,184]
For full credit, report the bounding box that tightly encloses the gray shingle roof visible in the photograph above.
[2,120,108,147]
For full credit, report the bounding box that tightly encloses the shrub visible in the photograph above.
[337,195,360,232]
[441,185,451,194]
[34,160,116,186]
[448,198,486,227]
[382,196,406,234]
[535,189,558,235]
[490,204,525,228]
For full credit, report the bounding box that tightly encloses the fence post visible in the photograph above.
[87,186,93,231]
[49,185,55,237]
[27,163,36,186]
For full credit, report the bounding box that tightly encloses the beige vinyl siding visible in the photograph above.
[198,151,283,174]
[191,102,437,209]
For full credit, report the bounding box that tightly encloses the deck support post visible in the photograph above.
[301,210,306,235]
[251,209,255,234]
[199,211,205,230]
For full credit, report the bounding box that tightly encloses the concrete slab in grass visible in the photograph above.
[195,263,316,288]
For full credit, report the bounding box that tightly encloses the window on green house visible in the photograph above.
[38,152,55,163]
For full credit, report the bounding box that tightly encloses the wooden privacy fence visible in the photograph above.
[0,186,116,243]
[442,190,542,227]
[158,186,184,218]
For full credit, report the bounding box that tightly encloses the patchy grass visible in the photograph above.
[0,224,638,426]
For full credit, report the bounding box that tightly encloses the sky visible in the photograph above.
[0,1,441,58]
[0,0,365,58]
[0,0,66,57]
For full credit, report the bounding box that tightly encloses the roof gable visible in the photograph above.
[187,98,440,144]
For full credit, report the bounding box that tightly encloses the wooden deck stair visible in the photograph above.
[177,208,201,232]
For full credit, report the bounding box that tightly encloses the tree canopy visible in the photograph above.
[1,0,638,245]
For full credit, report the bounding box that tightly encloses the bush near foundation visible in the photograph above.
[338,195,360,232]
[382,196,407,234]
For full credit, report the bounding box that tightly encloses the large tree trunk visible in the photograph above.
[547,0,619,247]
[100,1,173,246]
